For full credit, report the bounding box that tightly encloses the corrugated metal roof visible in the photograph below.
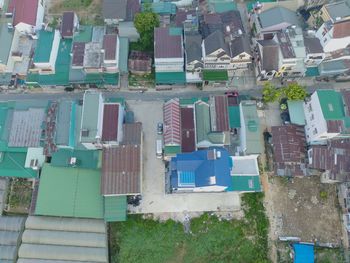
[35,164,104,219]
[122,122,142,145]
[195,101,211,144]
[163,99,181,146]
[317,90,345,120]
[103,34,117,60]
[60,12,75,38]
[156,72,186,84]
[230,176,261,192]
[155,27,183,59]
[213,96,230,132]
[81,91,102,143]
[50,148,101,169]
[287,100,306,125]
[102,104,119,142]
[181,107,196,152]
[119,37,129,74]
[104,196,127,222]
[11,0,39,27]
[101,145,141,195]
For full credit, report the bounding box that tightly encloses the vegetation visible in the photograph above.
[134,11,160,52]
[316,247,345,263]
[59,0,93,9]
[8,179,32,214]
[319,190,328,201]
[110,193,270,263]
[128,72,155,87]
[262,82,307,103]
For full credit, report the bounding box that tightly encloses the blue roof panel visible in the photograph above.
[293,244,314,263]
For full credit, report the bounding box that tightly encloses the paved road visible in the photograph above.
[0,81,347,102]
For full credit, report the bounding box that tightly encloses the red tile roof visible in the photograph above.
[102,104,119,141]
[103,34,118,61]
[333,20,350,38]
[214,96,230,132]
[10,0,39,27]
[163,99,181,146]
[101,144,141,195]
[181,107,196,152]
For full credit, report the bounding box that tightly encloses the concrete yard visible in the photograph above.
[127,100,241,216]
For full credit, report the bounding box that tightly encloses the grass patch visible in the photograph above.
[110,193,270,263]
[315,247,345,263]
[128,72,155,87]
[7,178,32,214]
[60,0,93,9]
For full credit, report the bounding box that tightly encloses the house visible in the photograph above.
[318,1,350,24]
[80,91,104,149]
[60,11,79,39]
[163,99,181,159]
[169,148,233,192]
[230,35,252,71]
[6,23,35,81]
[128,51,152,74]
[0,23,14,76]
[255,39,280,80]
[303,33,325,68]
[154,27,185,85]
[303,90,350,143]
[184,33,203,83]
[271,125,307,177]
[318,58,350,77]
[102,0,127,24]
[209,95,230,132]
[239,100,263,155]
[7,0,45,30]
[17,216,108,262]
[308,139,350,183]
[253,7,300,37]
[315,19,350,53]
[102,34,120,73]
[230,155,261,192]
[206,0,236,14]
[195,101,228,148]
[287,100,306,125]
[102,102,124,144]
[180,107,196,153]
[31,30,60,74]
[175,9,199,33]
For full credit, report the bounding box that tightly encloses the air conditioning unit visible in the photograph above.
[30,159,39,170]
[69,157,77,166]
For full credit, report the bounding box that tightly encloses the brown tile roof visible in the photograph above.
[154,27,183,59]
[102,104,119,141]
[326,120,345,133]
[333,20,350,38]
[103,34,118,61]
[60,12,75,37]
[181,107,196,152]
[122,122,142,145]
[213,96,230,132]
[271,125,307,176]
[101,144,141,195]
[309,139,350,181]
[72,42,86,67]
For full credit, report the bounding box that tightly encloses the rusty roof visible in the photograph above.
[122,122,142,145]
[10,0,39,27]
[181,107,196,152]
[154,27,183,59]
[60,12,75,37]
[214,96,230,132]
[326,120,345,133]
[72,42,86,67]
[309,139,350,181]
[101,144,141,195]
[102,104,119,141]
[271,125,307,176]
[103,34,117,61]
[342,90,350,115]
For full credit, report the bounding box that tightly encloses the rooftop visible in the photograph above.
[102,103,120,142]
[33,30,55,63]
[35,164,104,219]
[103,34,118,61]
[212,95,230,132]
[324,1,350,22]
[154,27,183,59]
[50,149,101,169]
[316,90,345,120]
[122,122,142,145]
[287,100,306,125]
[258,6,299,29]
[163,99,181,146]
[10,0,39,27]
[0,23,14,66]
[0,151,37,178]
[181,107,196,153]
[303,36,323,54]
[101,144,141,195]
[83,42,102,68]
[103,0,127,20]
[60,11,75,38]
[72,42,86,67]
[333,20,350,39]
[81,92,102,143]
[184,33,202,64]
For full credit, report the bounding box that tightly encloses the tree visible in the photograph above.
[134,11,159,52]
[262,82,282,103]
[282,83,308,101]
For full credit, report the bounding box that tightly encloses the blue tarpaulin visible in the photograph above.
[293,243,314,263]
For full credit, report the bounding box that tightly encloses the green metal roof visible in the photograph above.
[73,25,93,43]
[169,27,183,36]
[179,97,209,106]
[119,37,129,74]
[305,67,319,77]
[0,151,37,178]
[287,100,306,125]
[34,30,55,63]
[246,0,276,12]
[209,0,237,13]
[230,176,261,192]
[241,102,263,154]
[28,39,72,85]
[104,196,127,222]
[145,2,177,15]
[164,145,181,156]
[202,70,228,81]
[0,23,13,66]
[156,72,186,84]
[228,106,241,128]
[317,90,345,120]
[195,102,211,143]
[50,149,101,169]
[35,164,104,219]
[81,92,101,143]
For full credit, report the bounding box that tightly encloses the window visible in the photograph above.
[313,128,318,135]
[308,104,313,112]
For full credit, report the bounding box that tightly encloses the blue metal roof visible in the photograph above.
[293,244,314,263]
[170,147,232,190]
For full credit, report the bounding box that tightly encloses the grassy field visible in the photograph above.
[109,193,270,263]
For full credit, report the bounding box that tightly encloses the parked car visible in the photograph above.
[157,122,163,135]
